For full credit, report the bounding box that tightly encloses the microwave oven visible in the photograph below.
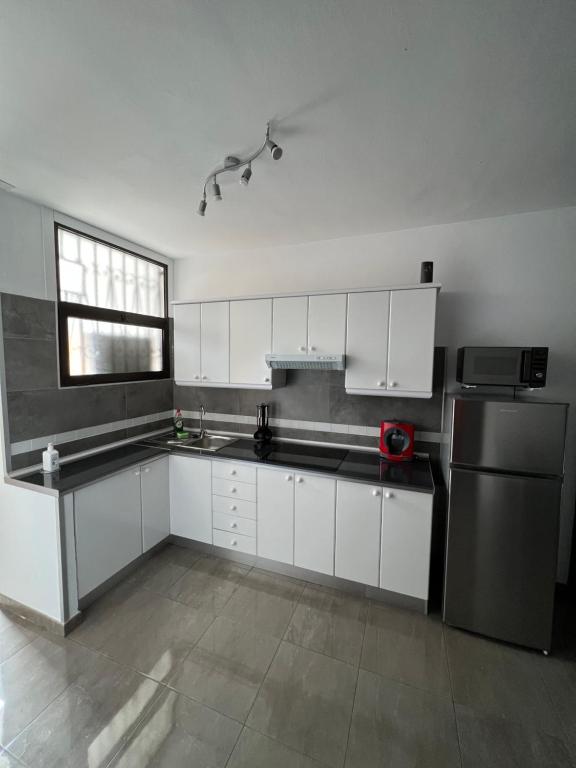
[456,347,548,388]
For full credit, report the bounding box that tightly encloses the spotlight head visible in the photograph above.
[197,198,207,216]
[240,165,252,186]
[266,138,283,160]
[212,179,222,200]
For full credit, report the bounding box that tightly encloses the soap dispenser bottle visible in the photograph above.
[42,443,60,473]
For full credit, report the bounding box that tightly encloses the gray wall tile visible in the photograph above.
[125,380,173,418]
[3,338,59,392]
[1,293,56,339]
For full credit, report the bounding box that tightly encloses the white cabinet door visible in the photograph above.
[169,455,212,543]
[345,291,390,391]
[387,288,437,393]
[380,489,433,600]
[335,481,381,587]
[230,299,272,386]
[308,293,347,354]
[174,303,201,383]
[257,467,294,565]
[272,296,308,354]
[201,301,229,384]
[294,474,335,575]
[141,457,170,552]
[75,467,143,598]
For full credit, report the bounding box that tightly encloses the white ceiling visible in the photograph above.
[1,0,575,258]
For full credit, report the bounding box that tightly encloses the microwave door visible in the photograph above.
[450,398,567,476]
[465,348,522,386]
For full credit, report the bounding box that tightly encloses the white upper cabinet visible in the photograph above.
[174,303,201,383]
[308,293,347,354]
[257,467,295,565]
[272,296,308,353]
[345,291,390,392]
[335,480,381,587]
[201,301,229,384]
[380,488,433,600]
[387,288,437,394]
[230,299,273,386]
[294,473,335,575]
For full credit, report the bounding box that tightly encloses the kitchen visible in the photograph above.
[1,2,576,767]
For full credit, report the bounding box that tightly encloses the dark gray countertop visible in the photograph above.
[13,435,434,496]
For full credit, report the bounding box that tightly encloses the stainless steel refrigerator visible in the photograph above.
[443,396,567,652]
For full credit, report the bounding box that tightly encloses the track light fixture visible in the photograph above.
[197,122,283,216]
[240,163,252,186]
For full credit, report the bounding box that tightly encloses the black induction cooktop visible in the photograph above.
[219,439,347,472]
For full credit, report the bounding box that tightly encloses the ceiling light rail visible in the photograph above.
[198,121,283,216]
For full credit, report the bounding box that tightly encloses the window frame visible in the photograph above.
[55,223,170,387]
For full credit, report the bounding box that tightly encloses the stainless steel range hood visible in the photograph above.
[265,353,346,370]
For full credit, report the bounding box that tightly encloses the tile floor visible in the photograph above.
[0,544,575,767]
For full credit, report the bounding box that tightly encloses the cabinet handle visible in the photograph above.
[230,505,237,511]
[230,487,237,493]
[298,346,306,352]
[308,346,316,352]
[389,381,397,387]
[143,467,151,473]
[385,492,394,499]
[296,476,304,483]
[377,380,384,387]
[285,474,293,481]
[372,489,381,496]
[202,375,208,380]
[230,521,238,529]
[231,539,238,546]
[263,377,270,383]
[193,375,200,380]
[134,470,141,476]
[230,469,237,476]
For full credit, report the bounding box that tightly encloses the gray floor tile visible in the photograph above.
[168,556,250,612]
[537,649,576,758]
[154,544,203,569]
[360,602,451,696]
[228,727,324,768]
[108,687,242,767]
[0,750,22,767]
[7,653,159,768]
[455,703,573,768]
[446,627,563,737]
[70,579,142,650]
[286,584,368,666]
[247,641,357,767]
[0,612,37,665]
[0,635,105,746]
[72,589,214,682]
[220,570,304,638]
[127,557,189,596]
[345,669,460,768]
[167,615,280,722]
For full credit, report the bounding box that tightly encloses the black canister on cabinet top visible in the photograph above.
[420,261,434,283]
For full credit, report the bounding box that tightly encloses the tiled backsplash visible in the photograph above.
[1,293,173,469]
[175,348,446,451]
[1,291,445,468]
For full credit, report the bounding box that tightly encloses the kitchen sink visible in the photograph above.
[161,433,237,452]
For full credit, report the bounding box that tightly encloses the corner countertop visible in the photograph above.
[11,435,434,496]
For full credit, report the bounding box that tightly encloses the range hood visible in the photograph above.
[265,353,346,370]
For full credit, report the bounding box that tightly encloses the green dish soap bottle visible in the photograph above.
[174,408,188,439]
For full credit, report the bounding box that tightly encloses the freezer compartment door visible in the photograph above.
[443,468,560,651]
[451,398,567,476]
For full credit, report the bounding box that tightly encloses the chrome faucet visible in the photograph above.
[199,404,206,437]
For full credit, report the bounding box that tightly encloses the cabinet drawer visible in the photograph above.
[213,529,256,556]
[213,512,257,538]
[212,461,256,484]
[212,477,257,502]
[212,495,256,520]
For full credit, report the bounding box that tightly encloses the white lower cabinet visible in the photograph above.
[335,481,382,587]
[294,473,335,575]
[257,467,295,565]
[75,467,143,599]
[380,488,433,599]
[141,457,170,552]
[169,455,212,543]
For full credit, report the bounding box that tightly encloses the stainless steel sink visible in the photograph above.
[164,434,237,452]
[165,434,201,446]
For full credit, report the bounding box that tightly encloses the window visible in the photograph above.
[56,225,170,386]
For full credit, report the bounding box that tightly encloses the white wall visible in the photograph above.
[175,205,576,582]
